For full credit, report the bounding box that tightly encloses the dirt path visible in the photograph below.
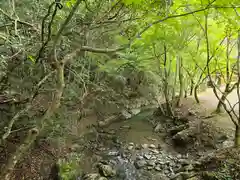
[198,86,239,112]
[196,86,237,134]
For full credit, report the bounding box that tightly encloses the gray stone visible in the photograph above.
[98,164,116,177]
[136,155,144,160]
[177,154,182,159]
[151,155,157,160]
[164,169,170,174]
[150,149,159,154]
[147,166,154,170]
[153,173,170,180]
[127,145,134,150]
[120,125,131,129]
[155,165,162,171]
[158,161,165,165]
[154,123,163,132]
[129,142,134,146]
[134,160,147,169]
[108,150,119,156]
[135,144,141,150]
[83,173,100,180]
[98,177,108,180]
[222,140,234,148]
[171,172,197,180]
[185,164,194,171]
[178,159,190,166]
[121,110,132,119]
[144,154,151,160]
[149,144,156,149]
[130,108,141,115]
[141,144,148,149]
[147,160,155,166]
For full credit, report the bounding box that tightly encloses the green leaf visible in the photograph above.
[27,55,35,64]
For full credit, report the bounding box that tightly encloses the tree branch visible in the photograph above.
[0,8,38,32]
[80,45,125,53]
[136,0,217,38]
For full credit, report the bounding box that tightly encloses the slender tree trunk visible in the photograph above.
[177,56,184,107]
[163,44,174,117]
[235,125,240,147]
[184,90,187,98]
[1,129,39,180]
[194,84,200,103]
[190,80,194,96]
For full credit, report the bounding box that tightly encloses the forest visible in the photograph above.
[0,0,240,179]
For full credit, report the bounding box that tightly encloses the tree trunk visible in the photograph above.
[215,93,227,113]
[184,90,187,98]
[194,84,200,103]
[235,125,240,147]
[177,56,184,107]
[1,129,39,180]
[190,80,194,96]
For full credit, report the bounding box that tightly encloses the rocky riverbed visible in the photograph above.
[74,103,237,180]
[80,141,201,180]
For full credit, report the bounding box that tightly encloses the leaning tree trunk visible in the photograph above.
[215,94,227,113]
[1,128,39,180]
[215,83,233,113]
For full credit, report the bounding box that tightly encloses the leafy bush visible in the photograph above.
[58,152,82,180]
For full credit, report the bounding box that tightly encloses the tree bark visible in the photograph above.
[1,129,39,180]
[235,125,240,147]
[194,84,200,103]
[190,80,194,96]
[177,56,184,107]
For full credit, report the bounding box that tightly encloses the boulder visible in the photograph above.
[98,164,116,177]
[172,129,193,147]
[169,124,188,136]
